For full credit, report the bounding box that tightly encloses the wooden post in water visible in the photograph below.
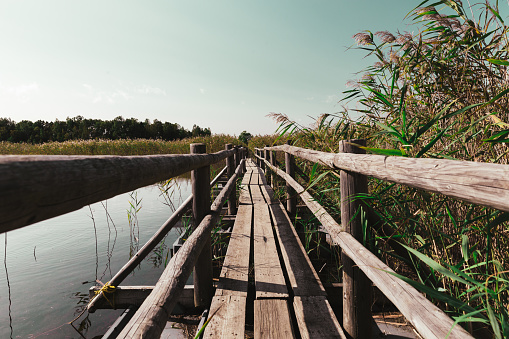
[339,139,371,339]
[264,146,270,185]
[190,143,213,308]
[226,144,237,215]
[285,140,296,218]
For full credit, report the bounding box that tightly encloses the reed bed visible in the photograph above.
[268,1,509,336]
[0,134,243,156]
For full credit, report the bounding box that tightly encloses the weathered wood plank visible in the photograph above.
[216,204,252,297]
[117,161,245,339]
[88,285,195,310]
[293,296,346,339]
[260,184,278,205]
[202,295,246,338]
[253,204,288,299]
[268,203,326,297]
[254,299,295,338]
[238,183,252,205]
[250,184,266,204]
[265,144,509,213]
[0,149,236,234]
[263,159,473,339]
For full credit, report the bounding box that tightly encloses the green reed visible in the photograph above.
[270,1,509,336]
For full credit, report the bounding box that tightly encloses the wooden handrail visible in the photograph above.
[87,165,229,313]
[263,144,509,212]
[261,157,473,339]
[0,149,237,234]
[117,159,245,338]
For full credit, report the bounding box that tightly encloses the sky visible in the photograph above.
[0,1,416,135]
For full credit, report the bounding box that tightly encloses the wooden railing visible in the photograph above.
[0,143,247,338]
[253,141,509,339]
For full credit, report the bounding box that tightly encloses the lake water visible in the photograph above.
[0,179,192,338]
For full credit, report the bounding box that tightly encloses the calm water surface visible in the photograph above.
[0,179,191,338]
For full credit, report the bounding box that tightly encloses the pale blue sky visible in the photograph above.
[0,1,415,135]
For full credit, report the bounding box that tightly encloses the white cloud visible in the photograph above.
[305,96,315,101]
[324,95,339,104]
[136,84,167,96]
[1,82,39,96]
[200,88,205,94]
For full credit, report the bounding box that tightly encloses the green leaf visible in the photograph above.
[416,126,451,158]
[402,244,472,286]
[363,86,394,108]
[461,234,469,264]
[359,146,406,156]
[386,269,483,316]
[487,303,502,339]
[488,88,509,104]
[487,59,509,66]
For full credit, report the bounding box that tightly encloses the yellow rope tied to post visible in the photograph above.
[94,281,116,309]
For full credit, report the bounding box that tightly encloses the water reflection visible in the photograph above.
[0,180,191,339]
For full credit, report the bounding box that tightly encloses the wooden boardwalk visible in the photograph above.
[203,159,345,338]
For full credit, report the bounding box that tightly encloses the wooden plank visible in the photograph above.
[250,184,266,204]
[238,184,252,205]
[260,184,278,205]
[253,204,288,299]
[266,144,509,213]
[88,285,195,310]
[216,204,252,296]
[254,299,295,338]
[293,296,346,339]
[240,170,252,186]
[268,203,326,297]
[202,295,246,338]
[0,149,236,234]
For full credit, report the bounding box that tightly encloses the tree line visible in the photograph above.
[0,116,211,143]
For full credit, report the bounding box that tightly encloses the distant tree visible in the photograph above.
[238,131,252,144]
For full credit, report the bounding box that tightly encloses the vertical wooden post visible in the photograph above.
[260,148,265,171]
[190,143,213,308]
[264,146,270,185]
[340,139,371,339]
[225,144,237,215]
[285,140,296,218]
[270,149,276,189]
[234,146,240,170]
[242,147,247,172]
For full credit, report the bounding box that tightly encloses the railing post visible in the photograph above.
[285,140,296,218]
[260,148,265,171]
[339,139,371,339]
[264,145,270,185]
[270,149,276,189]
[234,146,240,170]
[190,143,213,308]
[226,144,237,215]
[242,147,247,172]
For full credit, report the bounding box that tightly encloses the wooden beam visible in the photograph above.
[293,296,346,339]
[268,202,326,297]
[88,285,195,311]
[254,299,296,338]
[0,149,236,234]
[202,295,247,338]
[253,204,288,299]
[215,204,252,296]
[191,143,213,309]
[339,139,371,339]
[264,144,509,213]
